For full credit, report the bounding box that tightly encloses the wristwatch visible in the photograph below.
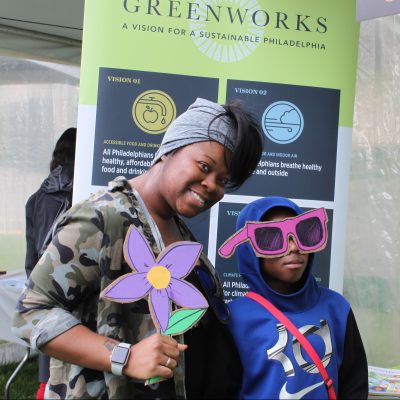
[110,342,132,376]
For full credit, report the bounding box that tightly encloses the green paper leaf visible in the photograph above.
[164,308,207,336]
[145,375,166,386]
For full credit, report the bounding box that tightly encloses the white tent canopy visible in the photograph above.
[0,0,82,64]
[0,2,81,286]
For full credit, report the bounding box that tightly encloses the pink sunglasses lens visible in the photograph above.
[295,217,324,247]
[254,227,284,252]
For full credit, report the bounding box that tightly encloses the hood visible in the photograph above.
[40,164,74,194]
[236,196,319,312]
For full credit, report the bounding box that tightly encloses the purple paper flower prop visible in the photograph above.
[100,226,208,333]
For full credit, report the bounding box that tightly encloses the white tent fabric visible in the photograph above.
[0,57,80,272]
[0,0,82,65]
[0,0,83,40]
[344,14,400,368]
[0,27,81,65]
[0,4,399,370]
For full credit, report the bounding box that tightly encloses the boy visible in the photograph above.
[218,196,368,399]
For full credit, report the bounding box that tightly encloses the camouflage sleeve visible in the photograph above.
[12,201,104,351]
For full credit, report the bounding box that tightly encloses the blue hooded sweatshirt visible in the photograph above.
[227,197,368,399]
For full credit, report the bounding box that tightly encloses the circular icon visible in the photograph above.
[262,101,304,144]
[189,0,264,63]
[132,91,176,134]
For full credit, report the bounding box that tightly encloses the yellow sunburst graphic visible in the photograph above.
[189,0,264,63]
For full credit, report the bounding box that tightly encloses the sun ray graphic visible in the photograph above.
[189,0,264,63]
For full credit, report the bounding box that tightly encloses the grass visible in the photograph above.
[0,234,25,273]
[0,356,38,399]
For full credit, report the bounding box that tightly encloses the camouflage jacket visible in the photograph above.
[13,177,230,399]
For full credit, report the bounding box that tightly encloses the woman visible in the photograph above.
[13,98,264,399]
[25,127,77,278]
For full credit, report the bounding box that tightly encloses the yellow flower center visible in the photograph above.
[147,266,171,289]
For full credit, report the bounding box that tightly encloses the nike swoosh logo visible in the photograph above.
[279,380,324,399]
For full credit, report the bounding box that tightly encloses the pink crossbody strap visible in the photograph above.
[246,291,337,400]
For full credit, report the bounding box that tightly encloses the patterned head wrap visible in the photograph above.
[152,98,236,165]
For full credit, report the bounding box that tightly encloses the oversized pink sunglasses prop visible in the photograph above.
[219,208,328,259]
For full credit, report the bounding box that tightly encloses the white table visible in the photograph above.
[0,270,31,400]
[0,270,27,346]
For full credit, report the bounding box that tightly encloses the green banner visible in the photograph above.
[75,0,359,293]
[80,0,359,126]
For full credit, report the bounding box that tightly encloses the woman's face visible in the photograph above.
[157,141,231,218]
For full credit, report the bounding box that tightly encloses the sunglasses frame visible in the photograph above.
[218,208,328,259]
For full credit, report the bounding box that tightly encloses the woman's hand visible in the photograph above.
[42,325,187,380]
[124,333,187,380]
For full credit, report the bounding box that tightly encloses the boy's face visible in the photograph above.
[260,208,309,294]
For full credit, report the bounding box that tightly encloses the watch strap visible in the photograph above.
[110,342,131,376]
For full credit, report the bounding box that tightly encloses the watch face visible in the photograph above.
[112,346,129,364]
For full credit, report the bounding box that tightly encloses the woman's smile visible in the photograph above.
[190,189,207,207]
